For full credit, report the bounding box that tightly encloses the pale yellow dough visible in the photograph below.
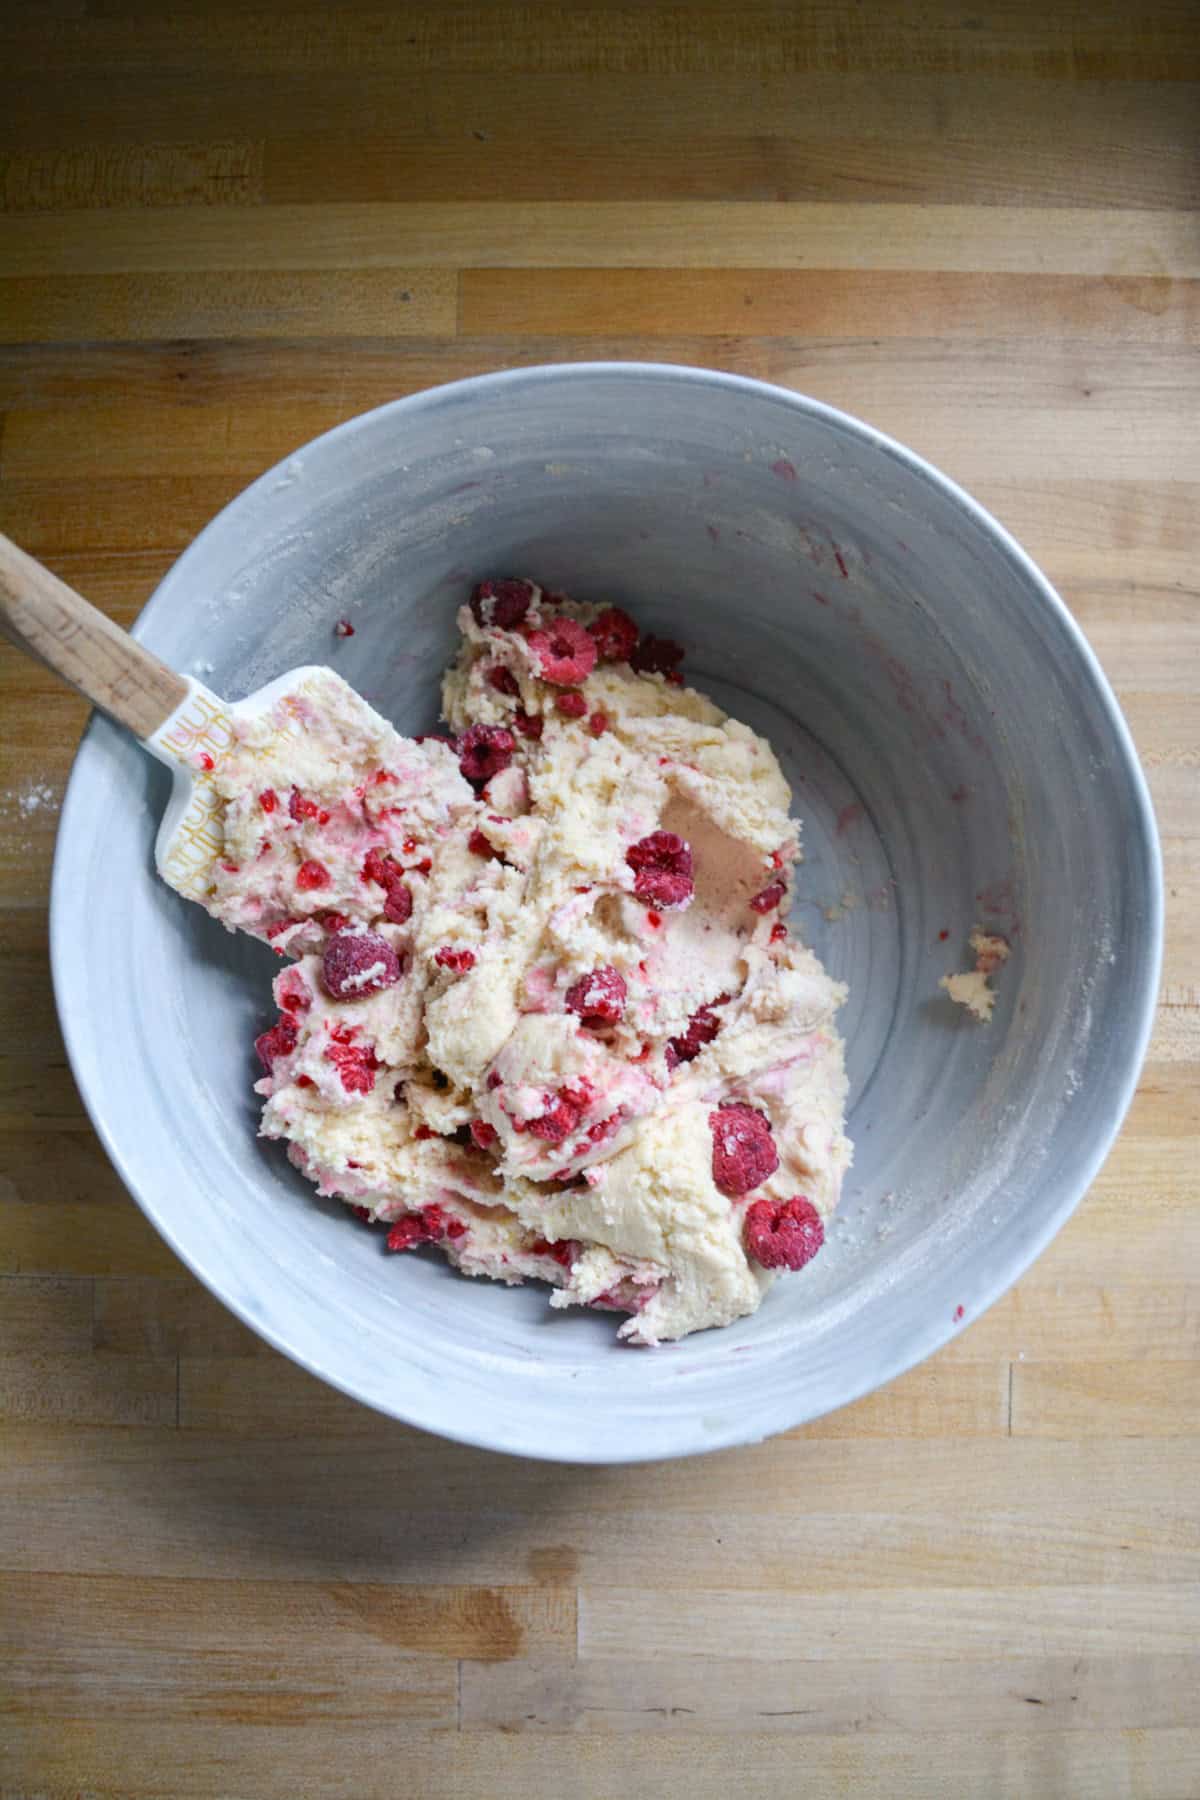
[211,584,852,1343]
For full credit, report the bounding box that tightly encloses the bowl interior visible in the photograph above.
[52,365,1160,1460]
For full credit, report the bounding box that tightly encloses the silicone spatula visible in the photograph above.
[0,529,382,911]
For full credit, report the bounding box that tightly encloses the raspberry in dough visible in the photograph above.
[207,580,851,1344]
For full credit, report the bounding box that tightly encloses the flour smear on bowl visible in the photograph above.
[198,579,851,1343]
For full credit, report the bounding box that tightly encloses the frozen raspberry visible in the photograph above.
[470,578,535,631]
[556,691,587,718]
[630,635,684,677]
[709,1103,779,1197]
[361,848,413,924]
[288,787,323,822]
[530,1236,577,1268]
[385,1213,431,1252]
[259,788,278,813]
[424,1203,466,1241]
[587,711,608,737]
[565,966,627,1027]
[665,1004,721,1071]
[588,606,639,662]
[513,709,544,740]
[749,880,786,913]
[324,1031,381,1095]
[527,618,597,686]
[435,946,476,973]
[295,860,331,892]
[386,1205,466,1251]
[322,928,402,1000]
[468,828,501,859]
[457,724,515,787]
[744,1196,824,1271]
[469,1118,498,1150]
[522,1081,592,1145]
[276,970,311,1014]
[487,664,520,697]
[626,831,694,908]
[254,1014,298,1074]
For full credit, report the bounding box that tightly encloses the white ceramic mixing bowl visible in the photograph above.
[51,364,1161,1461]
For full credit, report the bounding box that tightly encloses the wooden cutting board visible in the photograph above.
[1,5,1197,1796]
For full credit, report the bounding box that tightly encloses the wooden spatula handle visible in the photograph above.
[0,531,188,741]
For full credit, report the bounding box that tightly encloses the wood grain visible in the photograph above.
[0,3,1197,1795]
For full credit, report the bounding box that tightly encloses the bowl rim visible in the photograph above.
[50,359,1165,1462]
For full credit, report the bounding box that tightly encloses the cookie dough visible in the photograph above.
[940,927,1010,1023]
[201,579,852,1344]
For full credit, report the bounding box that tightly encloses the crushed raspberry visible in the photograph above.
[413,1123,434,1140]
[770,850,784,869]
[487,1070,502,1090]
[381,881,412,924]
[665,669,685,687]
[645,910,662,929]
[565,966,627,1027]
[324,1034,381,1094]
[322,928,402,1000]
[470,578,535,630]
[469,1118,498,1150]
[351,1204,371,1221]
[744,1196,824,1271]
[415,857,432,875]
[527,618,597,686]
[316,909,349,932]
[254,1014,298,1074]
[259,788,278,813]
[556,690,587,718]
[530,1236,577,1268]
[749,880,786,913]
[588,1288,628,1312]
[385,1207,453,1252]
[334,618,355,637]
[626,831,694,907]
[487,664,520,696]
[277,971,311,1013]
[468,828,501,859]
[361,847,412,926]
[588,606,639,662]
[457,723,515,787]
[666,1004,722,1070]
[295,860,331,891]
[288,787,323,822]
[513,709,544,740]
[296,1073,315,1089]
[520,1081,592,1145]
[587,711,608,736]
[196,751,215,772]
[585,1113,621,1147]
[435,946,476,973]
[630,635,685,677]
[709,1103,779,1197]
[770,921,788,943]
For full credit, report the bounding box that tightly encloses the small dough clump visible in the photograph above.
[940,927,1010,1023]
[200,580,853,1343]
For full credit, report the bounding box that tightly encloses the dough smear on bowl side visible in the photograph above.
[206,580,854,1344]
